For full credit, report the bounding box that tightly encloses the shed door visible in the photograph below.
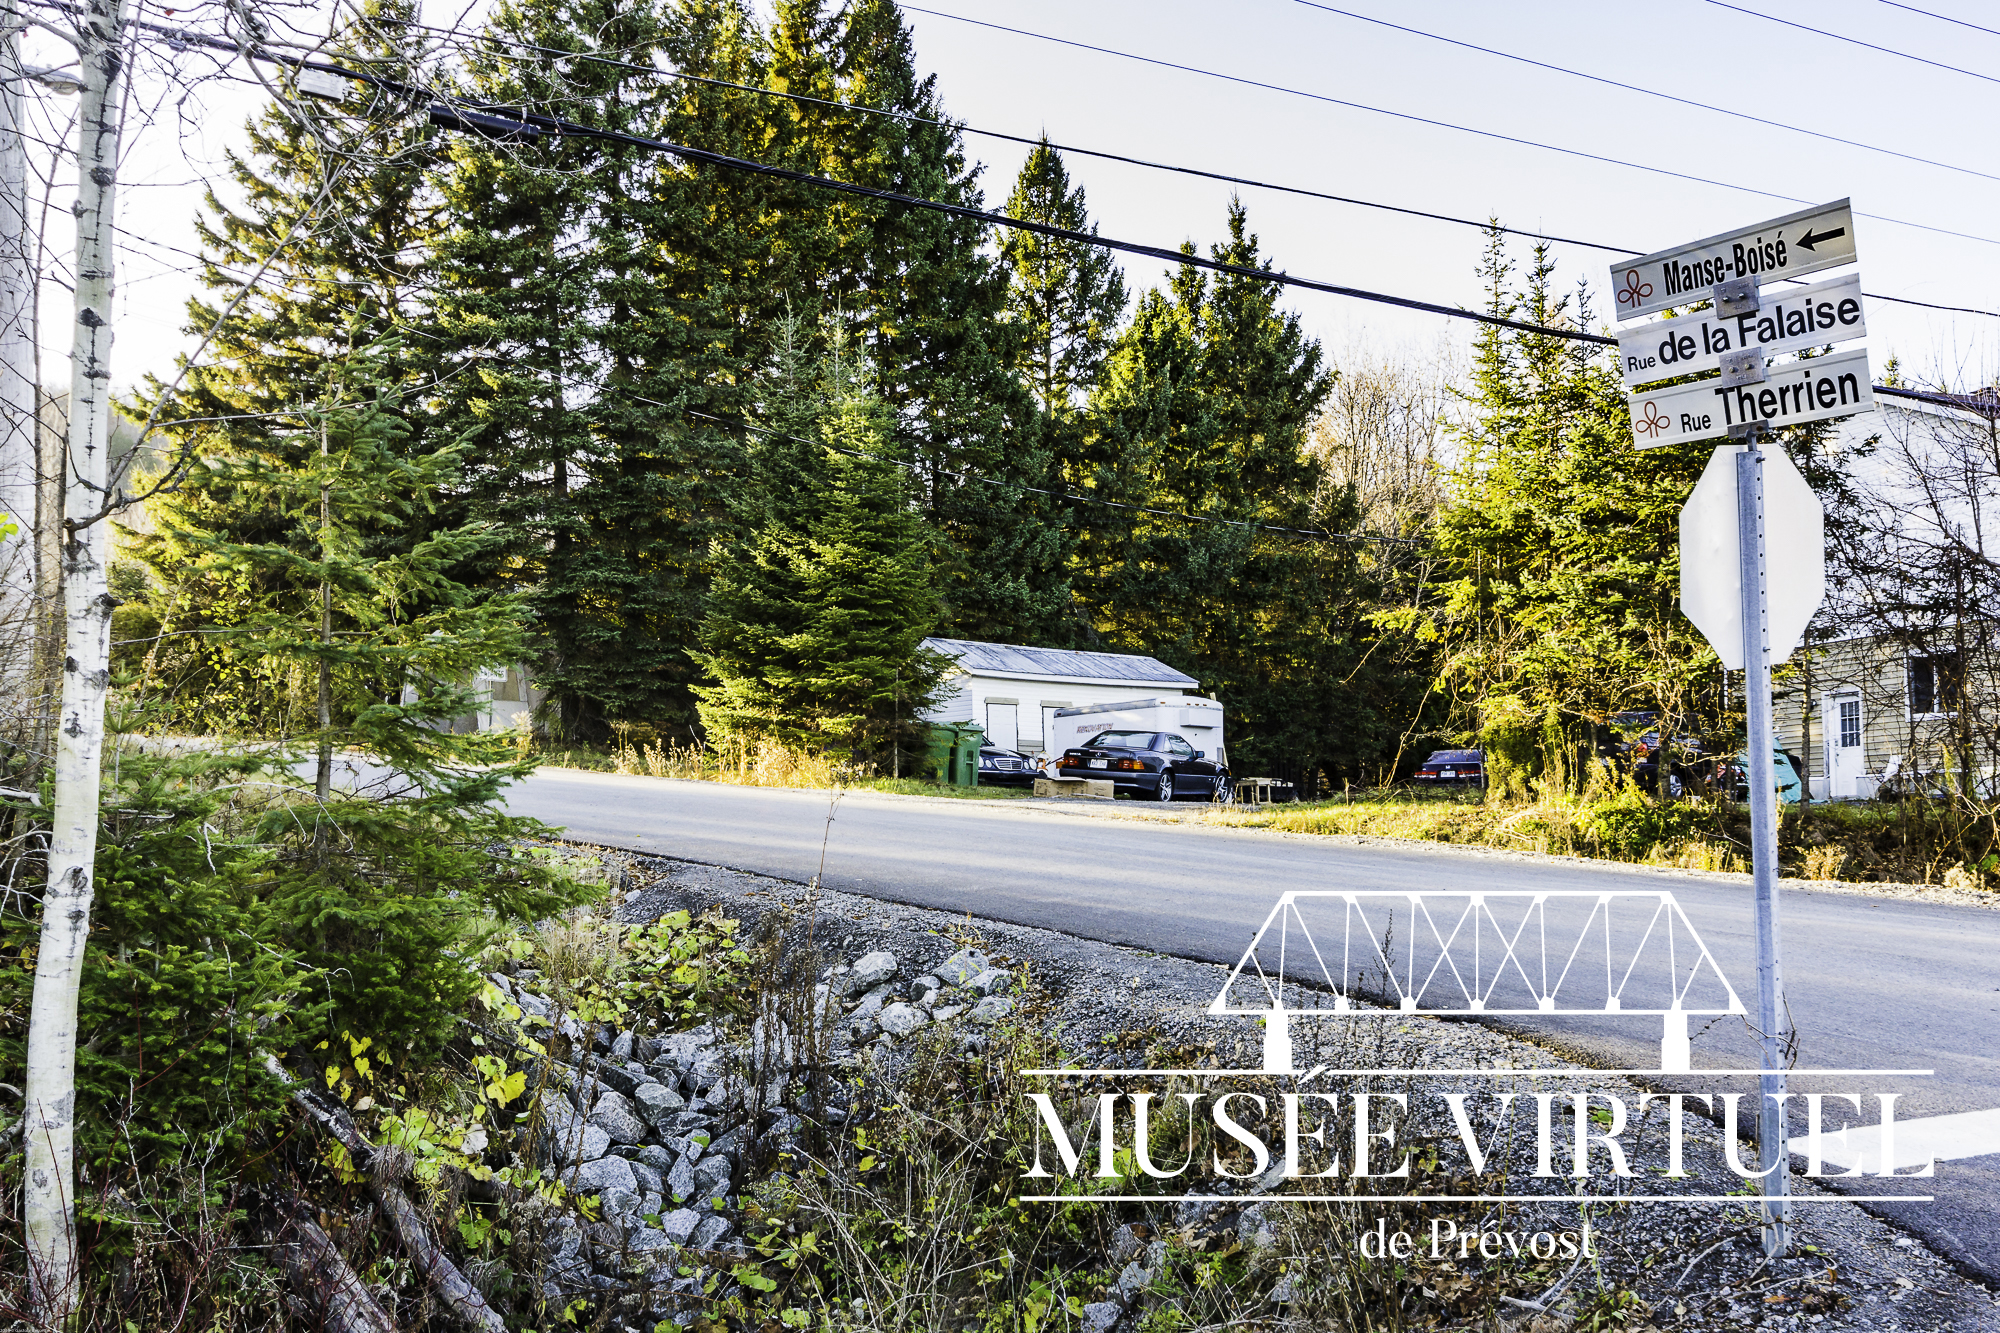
[985,703,1018,751]
[1822,692,1864,798]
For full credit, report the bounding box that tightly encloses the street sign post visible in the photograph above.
[1732,424,1792,1262]
[1628,345,1874,449]
[1617,273,1865,389]
[1613,200,1874,1261]
[1609,198,1855,319]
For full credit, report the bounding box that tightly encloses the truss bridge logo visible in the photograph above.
[1216,890,1740,1076]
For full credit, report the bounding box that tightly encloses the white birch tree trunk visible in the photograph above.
[0,0,39,708]
[23,0,132,1317]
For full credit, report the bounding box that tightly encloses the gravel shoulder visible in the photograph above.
[600,844,2000,1332]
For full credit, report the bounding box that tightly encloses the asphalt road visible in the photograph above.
[503,769,2000,1280]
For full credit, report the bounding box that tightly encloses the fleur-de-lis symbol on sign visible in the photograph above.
[1617,268,1654,309]
[1635,401,1670,439]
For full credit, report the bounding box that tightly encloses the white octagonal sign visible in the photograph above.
[1679,444,1825,670]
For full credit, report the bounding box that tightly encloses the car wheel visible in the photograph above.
[1156,771,1175,802]
[1212,776,1234,805]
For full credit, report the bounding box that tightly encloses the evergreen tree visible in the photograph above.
[126,0,444,730]
[1422,228,1717,781]
[1081,201,1409,780]
[173,352,571,1046]
[695,343,947,764]
[1000,139,1127,421]
[436,0,758,743]
[765,0,1069,644]
[3,360,580,1193]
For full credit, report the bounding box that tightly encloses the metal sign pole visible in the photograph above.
[1734,422,1792,1258]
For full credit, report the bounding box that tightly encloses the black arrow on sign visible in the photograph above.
[1796,225,1847,252]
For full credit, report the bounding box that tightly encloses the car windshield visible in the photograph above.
[1424,750,1480,765]
[1088,731,1157,750]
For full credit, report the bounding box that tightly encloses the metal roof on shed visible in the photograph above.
[922,637,1198,688]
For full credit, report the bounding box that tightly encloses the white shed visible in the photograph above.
[919,637,1201,754]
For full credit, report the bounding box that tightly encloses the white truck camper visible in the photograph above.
[1047,697,1227,767]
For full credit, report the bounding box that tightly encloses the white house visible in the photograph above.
[919,637,1201,754]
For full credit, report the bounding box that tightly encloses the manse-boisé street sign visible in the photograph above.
[1608,198,1856,320]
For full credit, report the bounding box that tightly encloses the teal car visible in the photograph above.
[1716,749,1806,803]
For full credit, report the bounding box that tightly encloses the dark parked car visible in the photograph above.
[1412,749,1485,787]
[1629,730,1705,796]
[976,746,1039,788]
[1055,729,1228,802]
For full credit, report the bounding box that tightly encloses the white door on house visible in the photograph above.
[985,702,1018,751]
[1822,692,1864,798]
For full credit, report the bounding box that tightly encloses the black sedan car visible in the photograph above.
[1412,749,1485,787]
[976,746,1039,788]
[1055,729,1228,801]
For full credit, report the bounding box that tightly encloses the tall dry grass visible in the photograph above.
[613,735,845,789]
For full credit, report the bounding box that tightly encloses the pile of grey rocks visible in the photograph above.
[480,942,1022,1323]
[485,971,770,1313]
[829,946,1016,1048]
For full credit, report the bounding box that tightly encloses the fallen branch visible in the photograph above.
[272,1199,398,1333]
[267,1054,507,1333]
[1674,1230,1754,1290]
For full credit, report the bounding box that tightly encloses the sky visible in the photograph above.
[19,0,2000,399]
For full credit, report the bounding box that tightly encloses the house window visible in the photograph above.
[1909,654,1960,717]
[1838,699,1860,749]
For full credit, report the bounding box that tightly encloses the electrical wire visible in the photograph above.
[30,3,2000,422]
[376,7,2000,321]
[1877,1,2000,40]
[899,5,2000,251]
[371,10,1628,256]
[1704,0,2000,85]
[1293,0,2000,186]
[69,0,2000,322]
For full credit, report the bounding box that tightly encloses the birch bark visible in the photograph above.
[0,0,38,700]
[22,0,132,1317]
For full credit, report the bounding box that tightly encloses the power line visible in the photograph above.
[416,15,2000,323]
[415,101,1621,347]
[37,5,2000,423]
[1705,0,2000,84]
[900,5,2000,251]
[1877,1,2000,40]
[1294,0,2000,186]
[425,96,2000,420]
[372,10,1630,258]
[122,2,2000,322]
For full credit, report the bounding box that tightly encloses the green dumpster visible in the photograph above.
[923,722,985,786]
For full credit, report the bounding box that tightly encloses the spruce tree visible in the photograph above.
[1080,200,1411,780]
[126,0,444,731]
[1425,228,1718,777]
[1000,139,1128,421]
[174,350,569,1043]
[696,343,946,764]
[436,0,771,741]
[765,0,1069,644]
